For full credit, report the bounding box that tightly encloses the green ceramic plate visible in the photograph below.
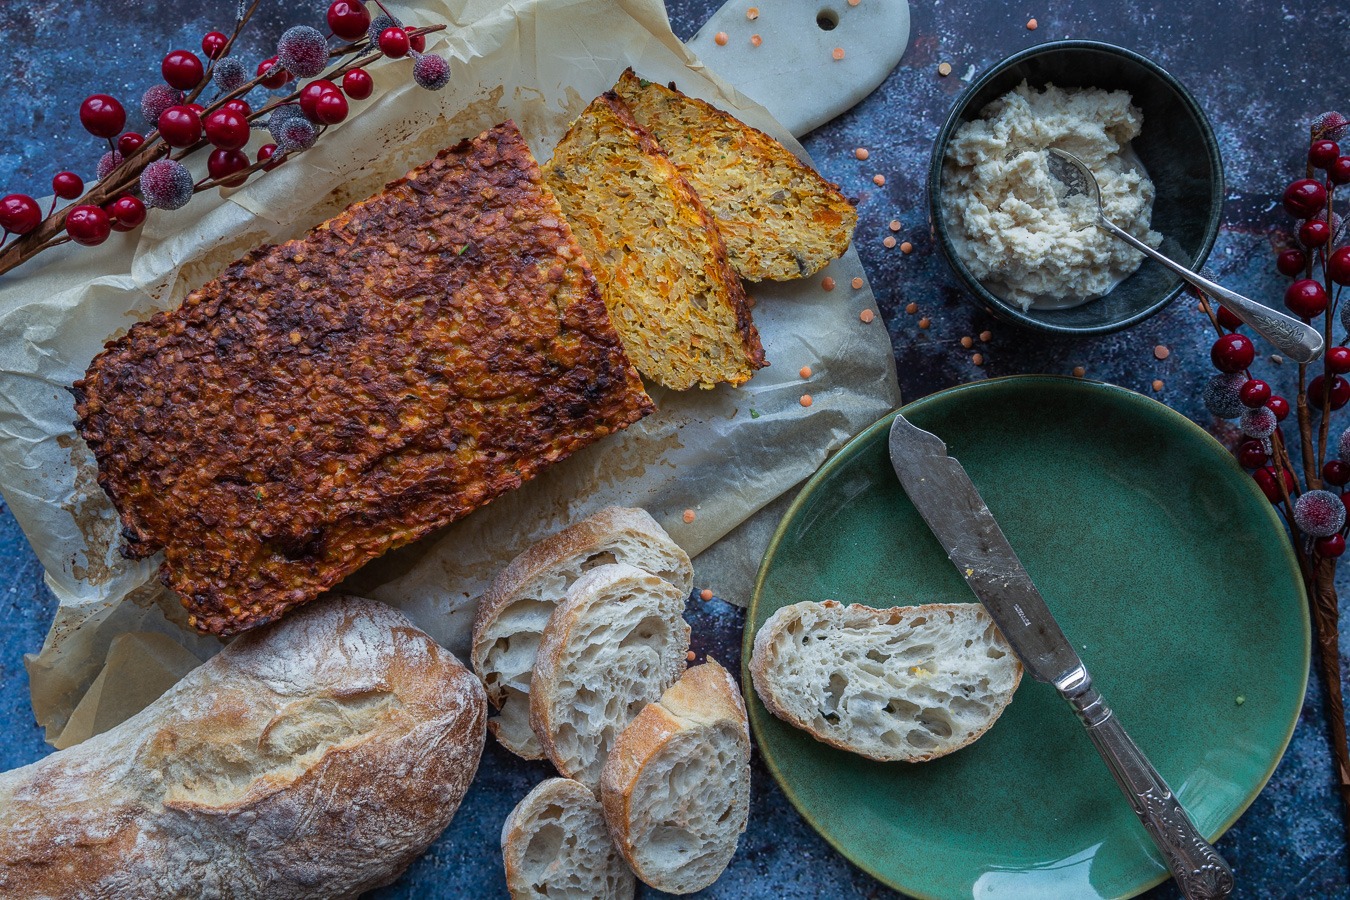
[745,376,1308,900]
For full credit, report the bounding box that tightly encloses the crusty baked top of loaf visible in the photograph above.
[73,121,653,637]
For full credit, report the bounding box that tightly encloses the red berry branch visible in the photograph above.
[0,0,449,278]
[1196,110,1350,833]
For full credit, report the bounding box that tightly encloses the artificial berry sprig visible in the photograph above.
[1194,109,1350,829]
[0,1,451,278]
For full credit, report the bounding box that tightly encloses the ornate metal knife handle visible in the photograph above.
[1059,669,1235,900]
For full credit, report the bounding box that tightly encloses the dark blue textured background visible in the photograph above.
[2,1,1349,897]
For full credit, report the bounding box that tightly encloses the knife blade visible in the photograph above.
[886,412,1234,900]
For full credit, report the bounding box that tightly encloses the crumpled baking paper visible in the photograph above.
[0,0,900,744]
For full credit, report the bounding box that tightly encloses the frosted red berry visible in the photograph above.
[96,150,124,180]
[1309,374,1350,411]
[1311,140,1341,169]
[207,148,250,186]
[1317,535,1346,558]
[1276,248,1307,277]
[413,53,451,90]
[1330,157,1350,186]
[65,205,111,246]
[204,108,250,150]
[52,171,84,200]
[1295,489,1347,536]
[299,80,340,121]
[1254,466,1296,503]
[1286,278,1328,318]
[1267,395,1290,421]
[1330,247,1350,286]
[80,94,126,138]
[277,25,330,78]
[212,57,249,92]
[1210,333,1254,373]
[117,132,145,155]
[313,90,349,125]
[140,158,195,210]
[202,30,229,59]
[140,85,181,126]
[1315,112,1350,141]
[0,195,41,235]
[1237,440,1268,469]
[162,50,205,90]
[1300,220,1332,248]
[158,106,203,147]
[108,195,146,231]
[1239,379,1271,408]
[1284,179,1327,218]
[1215,305,1243,330]
[258,57,291,89]
[257,143,282,171]
[379,27,411,58]
[328,1,372,40]
[1324,460,1350,487]
[343,68,373,99]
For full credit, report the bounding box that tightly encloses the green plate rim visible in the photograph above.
[742,373,1311,900]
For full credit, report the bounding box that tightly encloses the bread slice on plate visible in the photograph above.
[501,777,636,900]
[472,507,693,760]
[543,91,766,391]
[750,601,1022,762]
[614,68,858,282]
[600,658,751,895]
[531,562,690,786]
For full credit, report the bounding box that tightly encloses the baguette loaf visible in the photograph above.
[599,658,751,894]
[530,562,690,786]
[0,596,487,899]
[750,601,1022,762]
[614,69,857,281]
[543,92,766,391]
[472,507,693,759]
[501,778,636,900]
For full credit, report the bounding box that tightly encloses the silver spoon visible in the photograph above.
[1047,148,1324,364]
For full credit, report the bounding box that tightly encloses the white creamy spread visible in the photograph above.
[942,81,1162,311]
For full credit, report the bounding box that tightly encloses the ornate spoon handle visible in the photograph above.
[1060,671,1235,900]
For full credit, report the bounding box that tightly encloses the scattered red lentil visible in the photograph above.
[746,6,759,19]
[938,62,952,76]
[800,394,814,407]
[854,147,869,160]
[750,33,762,47]
[872,174,886,186]
[972,353,984,366]
[859,309,875,324]
[960,335,974,349]
[832,47,846,60]
[900,241,913,253]
[1154,344,1170,360]
[1027,17,1038,30]
[746,296,756,308]
[847,0,859,6]
[919,317,931,329]
[979,329,992,341]
[1072,366,1086,377]
[700,588,714,601]
[714,31,729,45]
[905,301,918,314]
[1152,379,1164,392]
[683,508,696,523]
[889,219,902,231]
[686,650,697,661]
[851,276,864,289]
[883,236,897,249]
[822,276,836,291]
[799,365,813,379]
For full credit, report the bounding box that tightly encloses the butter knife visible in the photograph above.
[887,413,1234,900]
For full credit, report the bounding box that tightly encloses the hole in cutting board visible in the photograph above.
[816,8,840,29]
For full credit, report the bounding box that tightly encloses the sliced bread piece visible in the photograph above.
[750,601,1022,762]
[472,507,693,760]
[501,777,636,900]
[614,69,858,282]
[543,92,766,391]
[531,562,690,786]
[600,658,751,895]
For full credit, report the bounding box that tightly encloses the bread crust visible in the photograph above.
[0,596,487,899]
[599,658,750,893]
[749,601,1024,763]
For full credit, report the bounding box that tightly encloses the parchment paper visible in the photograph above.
[0,0,900,744]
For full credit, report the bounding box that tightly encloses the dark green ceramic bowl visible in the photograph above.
[927,41,1224,335]
[745,376,1308,899]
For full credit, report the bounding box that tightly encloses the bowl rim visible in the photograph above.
[925,39,1225,336]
